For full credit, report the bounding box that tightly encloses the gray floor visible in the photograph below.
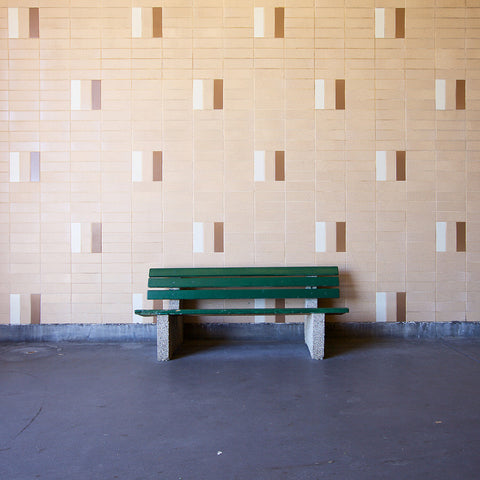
[1,338,480,480]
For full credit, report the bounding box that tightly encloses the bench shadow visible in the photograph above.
[172,339,234,359]
[324,336,378,359]
[172,336,377,360]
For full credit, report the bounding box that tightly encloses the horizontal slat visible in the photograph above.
[147,288,339,300]
[135,307,349,316]
[149,266,339,277]
[148,276,339,288]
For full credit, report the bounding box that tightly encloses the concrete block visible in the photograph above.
[156,315,184,361]
[304,313,325,360]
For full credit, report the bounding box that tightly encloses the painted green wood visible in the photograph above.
[148,276,339,288]
[135,307,349,316]
[147,288,339,300]
[139,266,348,318]
[149,266,339,277]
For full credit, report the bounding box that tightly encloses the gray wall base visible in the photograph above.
[184,322,305,342]
[326,321,480,339]
[185,321,480,341]
[2,321,480,344]
[0,324,157,343]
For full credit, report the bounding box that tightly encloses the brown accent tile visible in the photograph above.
[214,79,223,110]
[214,222,224,253]
[456,80,466,110]
[29,8,39,38]
[395,8,405,39]
[336,222,346,252]
[92,222,102,254]
[275,298,285,323]
[335,79,345,110]
[30,152,40,182]
[31,294,41,324]
[153,151,162,181]
[396,292,406,322]
[153,7,162,38]
[396,151,406,181]
[275,151,285,181]
[91,80,101,110]
[456,222,466,252]
[275,7,284,39]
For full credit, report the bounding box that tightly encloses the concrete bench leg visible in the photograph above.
[156,315,184,361]
[304,313,325,360]
[156,299,183,361]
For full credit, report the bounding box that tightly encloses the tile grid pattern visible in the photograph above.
[1,2,479,325]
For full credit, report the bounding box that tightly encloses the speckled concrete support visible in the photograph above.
[156,316,182,361]
[304,313,325,360]
[156,300,183,361]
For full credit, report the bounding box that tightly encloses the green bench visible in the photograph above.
[135,266,349,361]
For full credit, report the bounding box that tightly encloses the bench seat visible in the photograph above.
[135,266,348,361]
[135,307,349,316]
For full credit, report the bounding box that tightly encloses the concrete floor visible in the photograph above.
[1,338,480,480]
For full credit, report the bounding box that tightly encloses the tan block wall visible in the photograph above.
[1,1,479,325]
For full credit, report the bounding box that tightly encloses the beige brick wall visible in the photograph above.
[1,1,479,325]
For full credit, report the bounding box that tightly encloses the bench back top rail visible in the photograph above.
[146,266,343,301]
[149,266,339,277]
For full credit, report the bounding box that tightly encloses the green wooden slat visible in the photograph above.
[148,276,339,288]
[147,288,339,300]
[149,266,339,277]
[135,307,349,316]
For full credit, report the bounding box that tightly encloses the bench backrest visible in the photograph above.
[146,267,342,301]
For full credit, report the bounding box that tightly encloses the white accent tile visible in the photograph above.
[10,294,21,325]
[376,151,387,181]
[436,222,447,252]
[254,7,264,38]
[375,8,385,38]
[71,223,81,253]
[132,293,143,323]
[193,222,204,253]
[30,152,40,182]
[8,8,19,39]
[315,222,326,253]
[315,79,325,110]
[254,150,265,182]
[10,152,20,182]
[193,80,204,110]
[254,298,266,324]
[436,79,446,110]
[132,151,143,182]
[71,80,81,110]
[376,292,387,323]
[132,7,142,38]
